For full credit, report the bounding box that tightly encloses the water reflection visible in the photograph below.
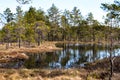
[23,44,120,69]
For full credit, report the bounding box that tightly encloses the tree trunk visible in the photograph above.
[38,35,40,46]
[6,40,9,49]
[6,43,9,49]
[109,37,113,80]
[18,37,21,48]
[47,33,49,41]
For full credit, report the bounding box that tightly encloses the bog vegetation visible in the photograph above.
[0,0,120,80]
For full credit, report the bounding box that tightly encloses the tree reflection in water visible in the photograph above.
[1,43,120,69]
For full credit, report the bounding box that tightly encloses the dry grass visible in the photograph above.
[0,52,28,63]
[0,42,62,62]
[0,68,86,80]
[0,41,62,54]
[0,41,120,80]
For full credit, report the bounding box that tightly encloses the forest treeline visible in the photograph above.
[0,1,120,47]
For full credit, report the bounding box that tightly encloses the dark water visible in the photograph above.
[1,44,120,69]
[23,44,120,69]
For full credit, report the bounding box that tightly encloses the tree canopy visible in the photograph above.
[0,1,120,47]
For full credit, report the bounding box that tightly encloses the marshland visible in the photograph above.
[0,0,120,80]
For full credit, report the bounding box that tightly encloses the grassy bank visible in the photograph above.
[0,41,120,80]
[0,41,62,62]
[56,40,120,46]
[0,68,86,80]
[85,56,120,80]
[0,41,62,53]
[0,56,119,80]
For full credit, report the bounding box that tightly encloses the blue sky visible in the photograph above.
[0,0,115,25]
